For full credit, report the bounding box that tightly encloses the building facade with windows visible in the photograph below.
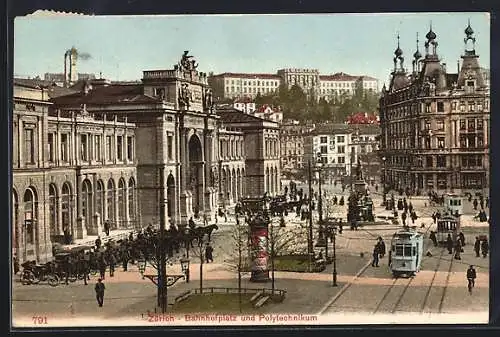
[209,70,378,101]
[304,124,359,181]
[379,24,489,194]
[13,80,138,263]
[208,73,281,100]
[279,122,313,174]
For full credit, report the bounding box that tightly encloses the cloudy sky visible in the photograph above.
[14,12,490,85]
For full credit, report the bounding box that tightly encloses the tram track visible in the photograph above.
[420,247,446,313]
[371,275,415,314]
[438,251,455,313]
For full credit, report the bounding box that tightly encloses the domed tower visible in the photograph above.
[412,33,422,75]
[457,20,486,89]
[424,23,438,58]
[393,33,405,72]
[389,34,409,91]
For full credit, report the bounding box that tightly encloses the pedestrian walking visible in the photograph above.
[485,197,489,208]
[474,237,481,257]
[95,278,105,307]
[473,199,478,211]
[205,243,214,263]
[467,265,477,293]
[108,251,116,277]
[429,231,438,247]
[458,232,466,246]
[481,239,489,258]
[98,255,107,280]
[121,248,130,272]
[377,237,386,258]
[454,240,462,260]
[446,234,453,254]
[371,244,380,267]
[104,220,110,236]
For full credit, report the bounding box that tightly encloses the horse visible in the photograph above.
[193,224,219,243]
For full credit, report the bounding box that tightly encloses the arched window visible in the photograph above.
[61,183,72,233]
[81,179,92,225]
[23,188,37,245]
[96,180,105,219]
[48,184,58,236]
[118,178,126,227]
[128,177,136,222]
[107,179,115,223]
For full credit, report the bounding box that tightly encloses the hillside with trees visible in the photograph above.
[253,83,380,123]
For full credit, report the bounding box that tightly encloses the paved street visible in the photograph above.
[12,184,489,326]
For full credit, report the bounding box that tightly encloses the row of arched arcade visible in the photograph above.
[12,176,138,261]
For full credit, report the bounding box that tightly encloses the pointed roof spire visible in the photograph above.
[426,21,436,40]
[465,18,474,36]
[394,32,403,57]
[413,32,422,59]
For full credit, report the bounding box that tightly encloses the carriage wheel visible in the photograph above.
[21,271,35,285]
[47,274,59,287]
[68,274,77,283]
[90,269,97,276]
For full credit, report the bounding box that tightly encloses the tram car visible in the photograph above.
[436,215,460,244]
[389,227,424,278]
[443,193,464,216]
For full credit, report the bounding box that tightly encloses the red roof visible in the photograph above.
[256,104,281,113]
[319,72,359,81]
[210,72,281,80]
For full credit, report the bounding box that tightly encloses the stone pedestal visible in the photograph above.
[75,216,87,239]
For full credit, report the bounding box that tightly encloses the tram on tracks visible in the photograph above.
[389,226,424,278]
[443,193,464,216]
[436,215,460,244]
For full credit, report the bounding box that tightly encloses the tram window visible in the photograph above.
[404,245,412,256]
[395,245,404,256]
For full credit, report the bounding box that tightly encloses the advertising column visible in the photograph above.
[249,213,270,282]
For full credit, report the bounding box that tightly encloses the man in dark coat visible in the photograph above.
[371,244,379,267]
[429,231,438,247]
[107,251,116,277]
[473,199,478,210]
[474,237,481,257]
[377,237,386,258]
[121,248,130,272]
[205,244,214,263]
[95,278,105,307]
[481,239,489,258]
[454,240,462,260]
[458,232,466,247]
[104,221,111,236]
[446,234,453,254]
[467,265,477,292]
[98,254,107,280]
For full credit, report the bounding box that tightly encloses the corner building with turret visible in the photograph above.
[379,23,489,195]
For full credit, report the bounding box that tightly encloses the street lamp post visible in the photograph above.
[158,165,167,313]
[332,225,337,287]
[180,256,190,283]
[307,160,314,272]
[382,156,387,208]
[317,152,323,223]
